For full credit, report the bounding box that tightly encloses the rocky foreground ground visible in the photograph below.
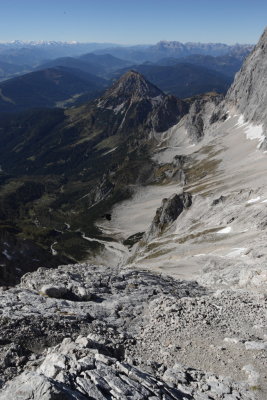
[0,263,265,399]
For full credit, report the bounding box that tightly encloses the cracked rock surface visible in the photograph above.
[0,263,265,399]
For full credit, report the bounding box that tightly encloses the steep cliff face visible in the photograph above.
[182,29,267,143]
[185,93,225,141]
[225,28,267,127]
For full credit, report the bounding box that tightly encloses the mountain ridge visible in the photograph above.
[0,40,254,67]
[36,53,132,79]
[93,41,254,63]
[0,66,107,112]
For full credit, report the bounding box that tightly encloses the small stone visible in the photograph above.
[207,380,231,396]
[95,353,116,365]
[223,395,240,400]
[75,336,89,347]
[244,341,267,350]
[224,337,240,344]
[77,286,92,300]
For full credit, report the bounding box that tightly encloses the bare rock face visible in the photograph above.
[183,27,267,142]
[226,27,267,127]
[146,192,192,240]
[0,371,87,400]
[0,337,191,400]
[87,174,114,207]
[185,94,224,141]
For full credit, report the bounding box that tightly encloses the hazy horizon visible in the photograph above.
[0,0,266,45]
[0,38,256,46]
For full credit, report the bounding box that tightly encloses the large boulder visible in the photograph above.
[146,192,192,240]
[40,284,69,299]
[0,371,87,400]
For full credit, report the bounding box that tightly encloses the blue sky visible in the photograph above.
[0,0,266,44]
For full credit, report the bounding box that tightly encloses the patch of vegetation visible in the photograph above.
[185,158,221,184]
[54,231,103,261]
[249,386,262,391]
[143,247,174,260]
[175,227,222,244]
[183,145,222,195]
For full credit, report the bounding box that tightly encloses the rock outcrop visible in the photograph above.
[185,93,225,141]
[226,28,267,127]
[146,192,192,240]
[0,337,200,400]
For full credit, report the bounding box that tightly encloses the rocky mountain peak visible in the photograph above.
[98,70,163,109]
[225,26,267,126]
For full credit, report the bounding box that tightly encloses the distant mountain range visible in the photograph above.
[0,39,253,67]
[0,39,254,113]
[37,53,132,78]
[0,62,231,113]
[0,53,135,113]
[154,54,247,77]
[0,52,245,113]
[93,40,254,63]
[0,41,121,65]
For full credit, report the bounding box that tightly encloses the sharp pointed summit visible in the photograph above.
[93,70,188,135]
[98,70,164,109]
